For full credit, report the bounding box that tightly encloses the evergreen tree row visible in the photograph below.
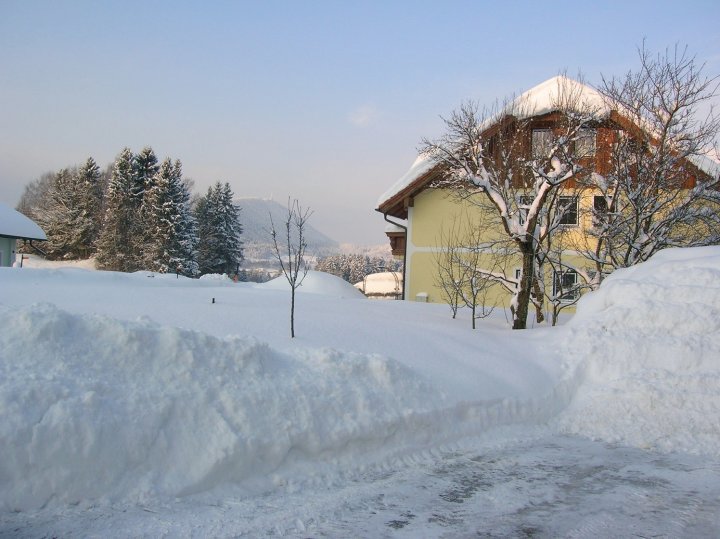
[20,147,243,278]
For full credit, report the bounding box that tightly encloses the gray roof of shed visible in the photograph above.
[0,203,47,241]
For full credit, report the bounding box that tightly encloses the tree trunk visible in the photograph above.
[290,287,296,338]
[513,242,534,330]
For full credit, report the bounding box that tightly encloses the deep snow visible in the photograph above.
[1,248,719,536]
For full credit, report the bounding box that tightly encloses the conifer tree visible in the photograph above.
[96,149,137,271]
[131,146,159,202]
[195,182,243,275]
[142,158,199,276]
[74,157,103,257]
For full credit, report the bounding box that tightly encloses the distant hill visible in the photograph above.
[235,198,339,263]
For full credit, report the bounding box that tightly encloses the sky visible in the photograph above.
[1,1,719,245]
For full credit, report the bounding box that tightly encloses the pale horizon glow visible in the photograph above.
[1,0,718,244]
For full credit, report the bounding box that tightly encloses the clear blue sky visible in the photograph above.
[1,0,718,244]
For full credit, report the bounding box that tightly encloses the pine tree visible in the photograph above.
[131,147,160,258]
[218,182,243,274]
[74,157,103,258]
[132,146,159,202]
[141,158,198,276]
[170,160,200,277]
[96,149,138,271]
[195,181,243,275]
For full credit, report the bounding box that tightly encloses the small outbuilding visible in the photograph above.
[0,203,47,267]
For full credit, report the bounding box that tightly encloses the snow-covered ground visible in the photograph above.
[1,248,719,537]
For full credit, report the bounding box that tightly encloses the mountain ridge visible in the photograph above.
[235,198,338,250]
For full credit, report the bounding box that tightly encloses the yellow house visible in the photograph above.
[376,76,719,324]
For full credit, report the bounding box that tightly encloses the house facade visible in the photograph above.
[376,76,718,321]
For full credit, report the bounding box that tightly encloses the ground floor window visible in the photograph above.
[553,269,579,302]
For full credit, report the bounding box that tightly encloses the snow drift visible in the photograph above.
[556,247,720,456]
[0,303,444,511]
[259,270,366,299]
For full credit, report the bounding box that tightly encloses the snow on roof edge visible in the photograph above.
[377,75,720,208]
[0,203,47,241]
[376,76,608,209]
[376,153,437,210]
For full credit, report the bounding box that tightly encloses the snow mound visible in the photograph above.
[555,247,720,456]
[259,270,366,299]
[0,303,436,511]
[20,254,96,270]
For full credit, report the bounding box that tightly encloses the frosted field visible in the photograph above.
[1,248,719,537]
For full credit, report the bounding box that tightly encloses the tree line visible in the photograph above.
[315,253,403,285]
[17,146,243,277]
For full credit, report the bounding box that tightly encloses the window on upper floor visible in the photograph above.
[592,195,610,227]
[575,128,597,158]
[557,196,579,226]
[531,129,553,159]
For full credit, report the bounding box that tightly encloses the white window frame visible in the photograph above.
[531,128,552,159]
[557,196,579,226]
[575,128,597,158]
[553,269,579,302]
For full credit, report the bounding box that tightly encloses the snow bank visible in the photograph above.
[3,247,719,515]
[555,247,720,456]
[20,254,96,270]
[0,303,441,511]
[259,270,366,299]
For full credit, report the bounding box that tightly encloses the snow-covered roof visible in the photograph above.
[0,203,46,241]
[377,75,720,212]
[505,75,608,121]
[376,153,437,210]
[377,76,607,211]
[690,152,720,179]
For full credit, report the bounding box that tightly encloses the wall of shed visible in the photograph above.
[0,237,17,267]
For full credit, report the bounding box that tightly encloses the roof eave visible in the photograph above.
[0,233,47,242]
[376,165,442,218]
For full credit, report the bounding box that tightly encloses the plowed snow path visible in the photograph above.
[3,433,718,538]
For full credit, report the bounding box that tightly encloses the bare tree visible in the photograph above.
[434,226,465,319]
[434,210,498,326]
[538,225,594,325]
[269,198,312,338]
[421,76,600,329]
[16,172,55,219]
[575,44,720,276]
